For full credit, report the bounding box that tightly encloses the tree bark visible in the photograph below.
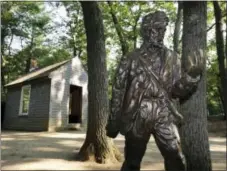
[226,1,227,69]
[1,29,6,98]
[213,1,227,119]
[77,1,121,164]
[180,2,212,171]
[226,1,227,120]
[173,1,183,53]
[25,27,34,73]
[1,54,6,99]
[7,33,13,56]
[226,1,227,119]
[107,1,129,56]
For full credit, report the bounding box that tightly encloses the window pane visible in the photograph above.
[22,100,29,113]
[23,88,30,98]
[21,86,31,114]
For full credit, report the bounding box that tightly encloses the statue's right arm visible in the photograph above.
[171,49,205,102]
[106,56,131,138]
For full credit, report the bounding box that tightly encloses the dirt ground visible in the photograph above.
[1,130,226,170]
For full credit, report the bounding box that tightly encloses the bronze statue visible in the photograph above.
[106,11,204,171]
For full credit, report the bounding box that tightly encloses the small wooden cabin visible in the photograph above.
[3,57,88,131]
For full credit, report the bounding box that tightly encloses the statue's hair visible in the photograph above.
[140,11,169,40]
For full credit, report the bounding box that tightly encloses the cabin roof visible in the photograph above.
[5,60,70,87]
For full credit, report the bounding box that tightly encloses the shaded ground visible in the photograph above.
[1,131,226,170]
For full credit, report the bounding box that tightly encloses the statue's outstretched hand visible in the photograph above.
[184,49,205,78]
[172,49,204,100]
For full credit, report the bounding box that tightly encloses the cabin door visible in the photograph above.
[69,85,82,123]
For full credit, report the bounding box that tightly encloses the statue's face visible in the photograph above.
[141,11,169,44]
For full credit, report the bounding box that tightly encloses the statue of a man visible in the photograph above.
[106,11,204,171]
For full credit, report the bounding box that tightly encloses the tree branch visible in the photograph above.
[130,5,142,49]
[207,12,227,32]
[8,33,14,56]
[173,1,183,53]
[225,1,227,70]
[107,1,129,56]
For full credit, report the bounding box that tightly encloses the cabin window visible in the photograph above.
[19,85,31,115]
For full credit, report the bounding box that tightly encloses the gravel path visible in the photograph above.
[1,131,226,170]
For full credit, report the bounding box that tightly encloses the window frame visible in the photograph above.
[19,85,31,116]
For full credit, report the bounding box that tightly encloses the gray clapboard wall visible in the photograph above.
[3,78,51,131]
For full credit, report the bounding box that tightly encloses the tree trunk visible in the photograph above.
[1,55,6,99]
[77,1,121,164]
[73,45,77,57]
[180,2,212,171]
[132,5,141,50]
[25,33,34,73]
[25,52,32,73]
[1,31,6,99]
[132,16,139,49]
[226,1,227,68]
[226,1,227,119]
[107,1,129,56]
[173,2,183,53]
[213,1,227,119]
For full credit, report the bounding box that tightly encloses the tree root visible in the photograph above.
[76,138,122,164]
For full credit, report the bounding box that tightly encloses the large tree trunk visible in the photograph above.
[226,1,227,68]
[226,1,227,119]
[213,1,227,119]
[180,2,212,171]
[173,1,183,53]
[77,2,121,164]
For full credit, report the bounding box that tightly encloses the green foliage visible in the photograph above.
[207,56,223,115]
[152,1,177,22]
[59,2,87,65]
[101,1,152,53]
[1,2,72,89]
[37,48,71,68]
[206,1,225,116]
[1,2,52,86]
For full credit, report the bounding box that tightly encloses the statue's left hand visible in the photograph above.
[106,120,119,138]
[184,49,205,78]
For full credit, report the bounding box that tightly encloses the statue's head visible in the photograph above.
[141,11,169,45]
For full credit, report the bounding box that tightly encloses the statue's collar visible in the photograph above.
[141,41,164,50]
